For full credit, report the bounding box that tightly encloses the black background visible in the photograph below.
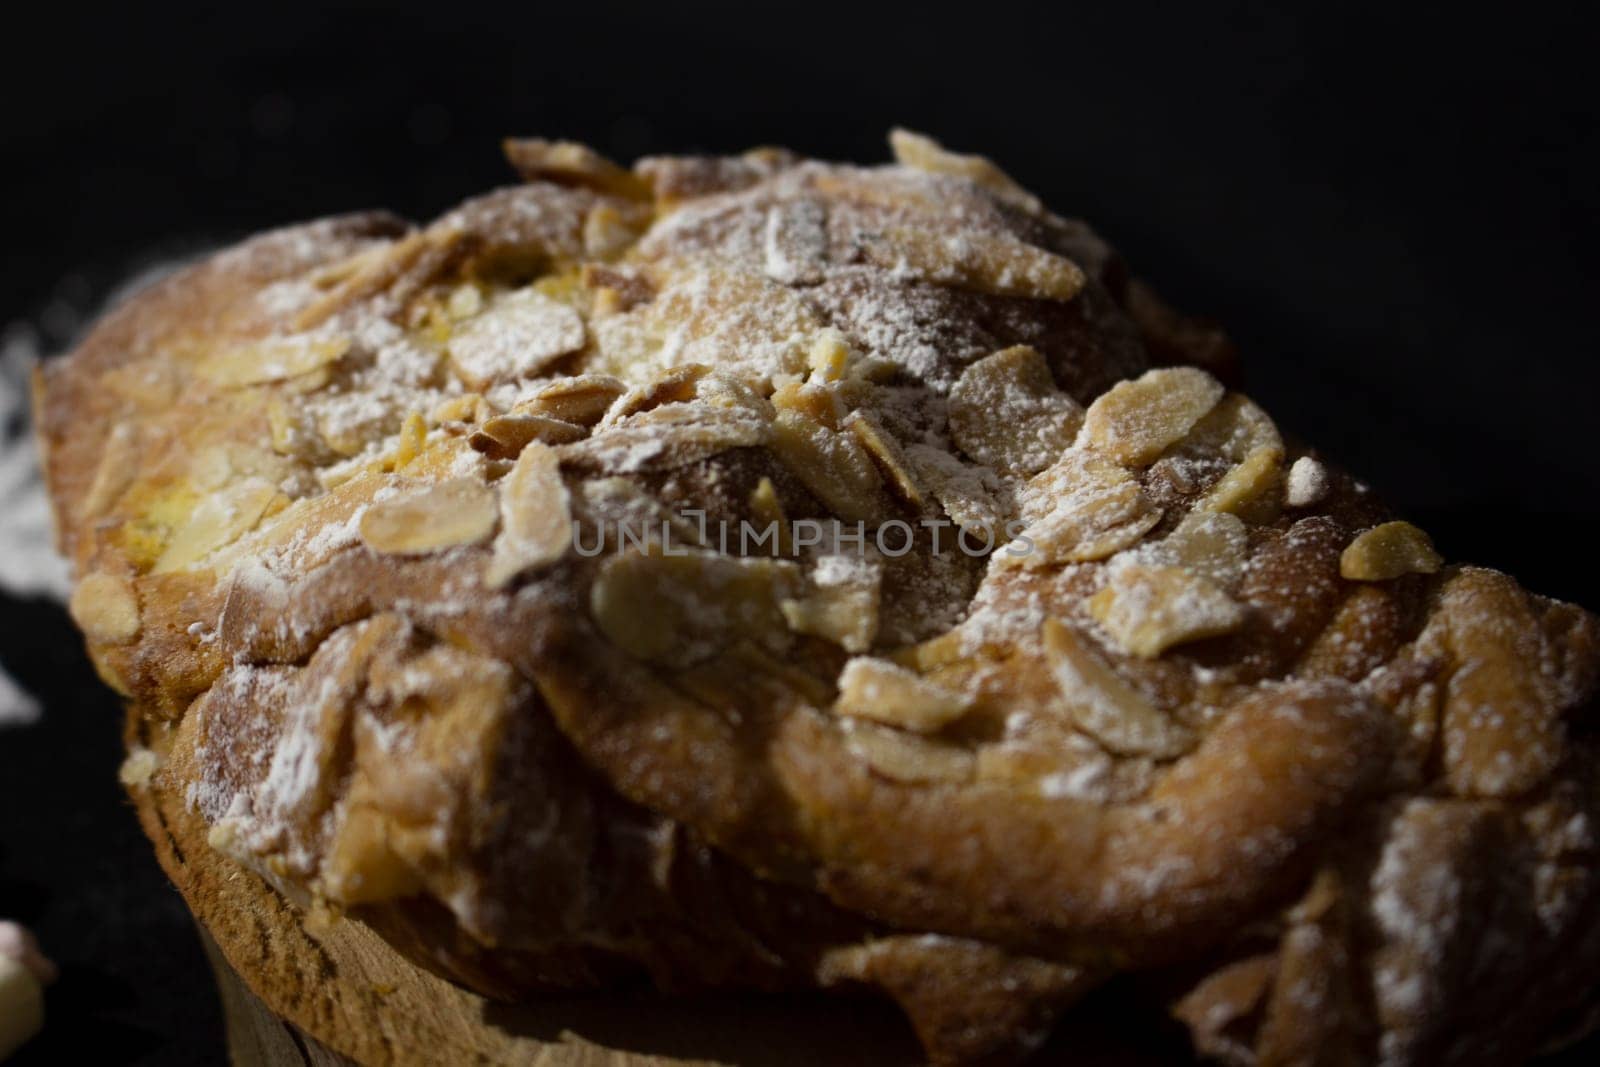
[1,1,1597,1062]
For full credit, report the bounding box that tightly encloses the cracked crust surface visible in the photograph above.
[40,131,1600,1065]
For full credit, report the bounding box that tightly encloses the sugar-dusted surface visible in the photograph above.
[34,133,1600,1066]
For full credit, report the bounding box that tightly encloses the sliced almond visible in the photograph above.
[770,408,886,523]
[69,571,141,644]
[904,444,1004,534]
[589,550,797,665]
[574,476,706,555]
[1082,367,1225,466]
[1340,521,1442,581]
[448,288,586,389]
[519,374,627,426]
[949,346,1084,475]
[781,553,882,652]
[1152,510,1250,590]
[592,263,823,381]
[102,359,179,409]
[485,443,571,588]
[977,730,1116,800]
[833,656,973,733]
[748,476,795,557]
[1041,618,1193,758]
[1012,449,1161,568]
[583,202,644,258]
[316,390,404,458]
[196,335,350,388]
[428,392,489,426]
[1089,563,1246,658]
[1196,445,1284,521]
[858,226,1083,303]
[845,411,924,508]
[359,478,497,555]
[893,628,973,673]
[807,329,854,383]
[601,363,711,425]
[502,138,648,198]
[81,421,140,518]
[888,128,1042,212]
[771,378,845,428]
[564,402,771,473]
[389,412,427,470]
[295,228,470,330]
[1177,393,1282,463]
[700,375,782,430]
[842,720,975,783]
[267,396,326,458]
[469,412,587,458]
[154,478,284,573]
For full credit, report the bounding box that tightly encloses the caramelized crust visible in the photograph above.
[41,130,1600,1065]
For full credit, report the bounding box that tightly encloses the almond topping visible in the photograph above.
[904,445,1004,534]
[389,412,427,470]
[860,226,1084,302]
[845,411,924,508]
[485,443,571,588]
[1082,367,1225,466]
[842,720,976,783]
[519,374,627,426]
[267,396,326,458]
[154,478,284,573]
[949,346,1084,475]
[1196,445,1284,521]
[1042,618,1193,758]
[888,128,1042,212]
[770,408,886,523]
[565,402,771,473]
[781,553,882,652]
[1149,510,1250,590]
[295,228,470,330]
[806,329,854,383]
[771,379,844,428]
[69,572,141,644]
[428,392,490,425]
[600,363,710,425]
[1177,393,1282,463]
[358,478,497,555]
[1012,450,1161,568]
[502,138,649,198]
[589,550,797,665]
[469,413,587,459]
[748,477,795,557]
[195,336,350,388]
[1340,521,1442,581]
[81,421,140,518]
[1089,563,1246,658]
[583,202,644,259]
[833,656,973,733]
[448,288,586,389]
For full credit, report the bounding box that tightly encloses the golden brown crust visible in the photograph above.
[45,131,1600,1064]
